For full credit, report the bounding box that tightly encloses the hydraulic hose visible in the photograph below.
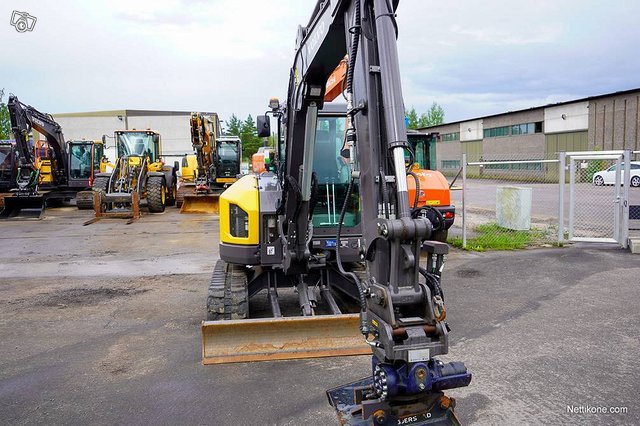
[379,169,389,219]
[407,170,420,209]
[346,0,361,96]
[419,266,444,302]
[336,177,368,320]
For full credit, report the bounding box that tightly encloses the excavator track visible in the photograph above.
[206,260,249,320]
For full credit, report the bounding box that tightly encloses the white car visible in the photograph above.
[592,161,640,187]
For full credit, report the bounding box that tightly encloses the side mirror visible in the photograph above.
[101,135,107,145]
[174,160,180,172]
[257,115,270,138]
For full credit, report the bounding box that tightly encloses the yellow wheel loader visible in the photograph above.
[91,130,177,220]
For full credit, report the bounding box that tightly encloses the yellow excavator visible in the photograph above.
[202,0,470,424]
[177,113,242,214]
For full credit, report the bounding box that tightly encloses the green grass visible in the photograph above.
[448,223,551,251]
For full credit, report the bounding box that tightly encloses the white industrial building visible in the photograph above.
[49,109,217,164]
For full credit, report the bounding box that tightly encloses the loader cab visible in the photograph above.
[0,141,17,192]
[406,131,438,171]
[115,130,161,164]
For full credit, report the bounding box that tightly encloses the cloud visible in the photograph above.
[1,0,639,126]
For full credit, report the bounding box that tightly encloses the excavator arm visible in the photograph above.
[7,95,68,192]
[280,0,471,423]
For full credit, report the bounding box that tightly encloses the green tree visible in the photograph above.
[225,114,243,137]
[405,102,445,129]
[423,102,445,127]
[240,115,263,160]
[0,89,11,140]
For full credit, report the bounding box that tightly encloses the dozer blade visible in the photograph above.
[0,195,45,219]
[201,314,371,364]
[180,194,220,214]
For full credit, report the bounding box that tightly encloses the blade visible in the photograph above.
[201,314,371,364]
[180,195,220,214]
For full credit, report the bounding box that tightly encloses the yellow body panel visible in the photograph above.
[219,175,260,245]
[181,154,198,182]
[37,160,53,184]
[216,177,237,184]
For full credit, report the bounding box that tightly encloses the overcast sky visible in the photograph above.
[2,0,639,126]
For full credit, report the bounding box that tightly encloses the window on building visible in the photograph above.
[441,132,460,142]
[483,126,510,138]
[509,122,544,136]
[441,160,461,169]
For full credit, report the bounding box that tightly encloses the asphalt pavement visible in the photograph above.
[0,208,638,425]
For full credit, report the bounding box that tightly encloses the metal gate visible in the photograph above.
[559,151,630,248]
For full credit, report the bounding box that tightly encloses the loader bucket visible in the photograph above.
[0,195,45,219]
[201,314,371,364]
[180,194,220,214]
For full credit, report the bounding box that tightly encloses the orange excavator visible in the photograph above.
[324,57,455,241]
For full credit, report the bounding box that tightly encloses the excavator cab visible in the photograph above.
[0,141,17,193]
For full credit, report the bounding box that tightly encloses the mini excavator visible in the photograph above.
[203,1,471,424]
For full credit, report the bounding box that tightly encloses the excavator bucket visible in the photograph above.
[0,195,45,219]
[201,314,371,364]
[180,194,220,214]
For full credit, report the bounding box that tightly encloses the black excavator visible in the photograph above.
[203,0,471,424]
[2,95,99,218]
[0,141,18,193]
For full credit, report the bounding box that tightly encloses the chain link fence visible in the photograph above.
[450,153,561,251]
[449,150,640,250]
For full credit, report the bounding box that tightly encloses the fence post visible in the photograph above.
[568,156,575,241]
[558,152,565,243]
[622,150,631,249]
[462,153,467,249]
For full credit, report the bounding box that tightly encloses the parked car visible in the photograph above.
[592,161,640,187]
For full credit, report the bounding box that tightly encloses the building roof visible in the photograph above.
[52,109,217,118]
[419,87,640,131]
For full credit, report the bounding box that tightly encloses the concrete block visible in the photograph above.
[629,238,640,254]
[496,186,532,231]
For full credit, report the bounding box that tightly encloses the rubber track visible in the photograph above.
[75,191,94,210]
[206,260,248,320]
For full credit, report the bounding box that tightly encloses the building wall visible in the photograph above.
[52,110,198,163]
[459,119,482,141]
[433,123,461,174]
[482,109,545,159]
[127,114,192,158]
[589,93,640,151]
[544,101,588,134]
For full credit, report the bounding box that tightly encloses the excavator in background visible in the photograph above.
[0,141,18,193]
[2,96,103,218]
[90,130,177,220]
[251,146,275,174]
[202,0,470,424]
[178,113,242,214]
[325,55,456,243]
